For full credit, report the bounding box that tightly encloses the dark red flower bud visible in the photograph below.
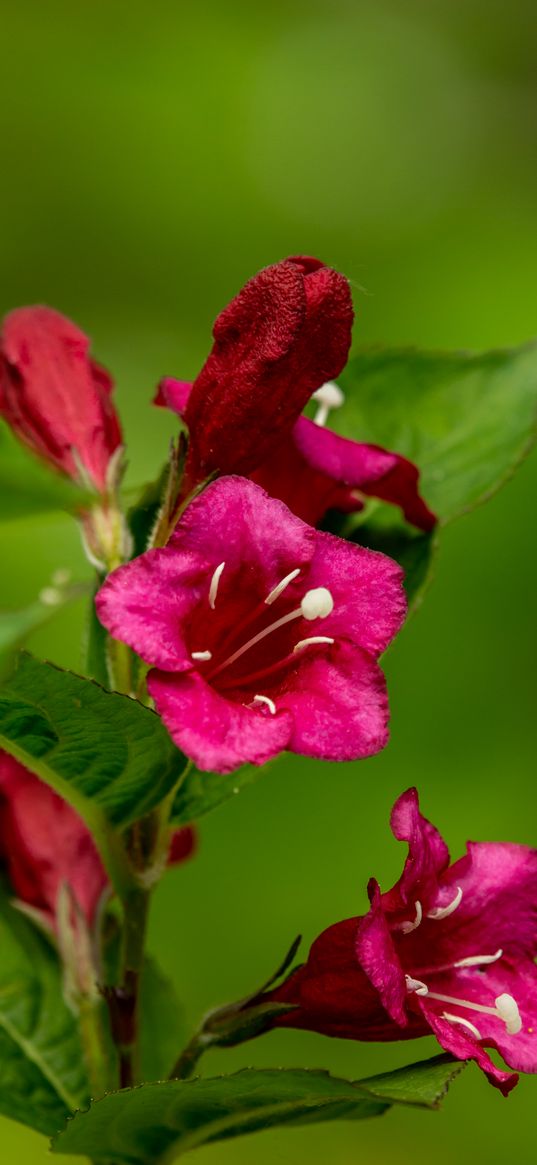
[0,306,122,491]
[179,256,353,482]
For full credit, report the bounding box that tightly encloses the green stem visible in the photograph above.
[106,634,133,695]
[113,885,151,1089]
[169,1031,209,1080]
[77,995,114,1097]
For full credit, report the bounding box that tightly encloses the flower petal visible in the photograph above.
[421,1005,518,1095]
[381,788,451,915]
[355,879,409,1025]
[275,640,391,762]
[96,547,209,670]
[148,668,293,773]
[306,528,407,658]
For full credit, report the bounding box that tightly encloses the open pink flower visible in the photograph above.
[96,476,406,774]
[0,753,195,932]
[156,257,435,531]
[271,788,537,1095]
[0,306,122,491]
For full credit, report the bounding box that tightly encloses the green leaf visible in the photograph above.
[0,423,92,521]
[0,887,88,1135]
[337,343,537,524]
[52,1057,462,1162]
[171,762,270,827]
[127,465,169,558]
[139,958,186,1082]
[0,653,188,891]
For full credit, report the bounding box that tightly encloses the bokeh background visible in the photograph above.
[1,1,537,1161]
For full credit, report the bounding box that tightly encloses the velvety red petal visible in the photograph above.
[381,787,451,917]
[154,377,192,414]
[183,258,353,479]
[148,668,293,774]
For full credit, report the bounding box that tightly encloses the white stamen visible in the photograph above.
[300,587,334,620]
[495,993,522,1035]
[442,1012,482,1040]
[210,587,335,677]
[312,381,345,426]
[427,886,463,920]
[252,694,276,715]
[265,569,301,605]
[453,949,503,970]
[405,975,429,996]
[191,651,212,662]
[39,587,63,607]
[395,901,423,934]
[294,636,335,652]
[209,562,225,609]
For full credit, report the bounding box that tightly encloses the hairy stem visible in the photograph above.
[169,1031,209,1080]
[107,885,151,1089]
[77,995,114,1097]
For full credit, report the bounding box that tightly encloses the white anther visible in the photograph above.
[300,587,334,621]
[39,587,63,607]
[191,651,212,662]
[312,381,345,426]
[442,1012,482,1041]
[395,901,423,934]
[252,694,277,715]
[427,886,463,920]
[294,636,335,653]
[405,975,429,996]
[265,569,301,605]
[495,994,522,1035]
[453,949,503,970]
[209,562,225,609]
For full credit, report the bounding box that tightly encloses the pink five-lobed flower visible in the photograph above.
[156,256,435,531]
[96,476,407,775]
[270,788,537,1095]
[0,306,122,491]
[0,752,195,933]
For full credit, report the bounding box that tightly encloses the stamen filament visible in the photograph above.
[427,886,463,920]
[265,569,301,605]
[412,949,503,977]
[394,901,423,934]
[209,562,225,609]
[252,694,276,715]
[442,1012,482,1040]
[294,636,335,652]
[208,587,334,679]
[209,607,304,677]
[191,650,212,662]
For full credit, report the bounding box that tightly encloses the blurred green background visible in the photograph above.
[1,0,537,1161]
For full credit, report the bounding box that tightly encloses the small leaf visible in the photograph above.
[0,887,88,1135]
[337,343,537,524]
[52,1057,463,1161]
[0,423,92,520]
[171,762,270,827]
[127,465,170,558]
[358,1053,465,1109]
[52,1069,388,1161]
[0,653,188,891]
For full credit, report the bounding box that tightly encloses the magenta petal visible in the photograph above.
[356,880,408,1026]
[440,842,537,960]
[276,641,391,761]
[421,1005,518,1096]
[306,528,407,658]
[96,548,209,670]
[382,788,451,914]
[154,377,192,414]
[148,668,293,773]
[292,417,436,531]
[168,477,316,586]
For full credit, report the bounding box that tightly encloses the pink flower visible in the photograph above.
[156,258,435,532]
[0,306,122,491]
[0,753,195,932]
[271,788,537,1095]
[96,476,406,774]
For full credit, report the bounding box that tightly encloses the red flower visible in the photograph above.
[0,753,195,932]
[156,257,435,531]
[0,306,122,491]
[270,789,537,1096]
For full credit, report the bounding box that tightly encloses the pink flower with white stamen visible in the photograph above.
[96,477,406,774]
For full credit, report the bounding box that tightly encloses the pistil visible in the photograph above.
[208,587,334,679]
[405,975,522,1035]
